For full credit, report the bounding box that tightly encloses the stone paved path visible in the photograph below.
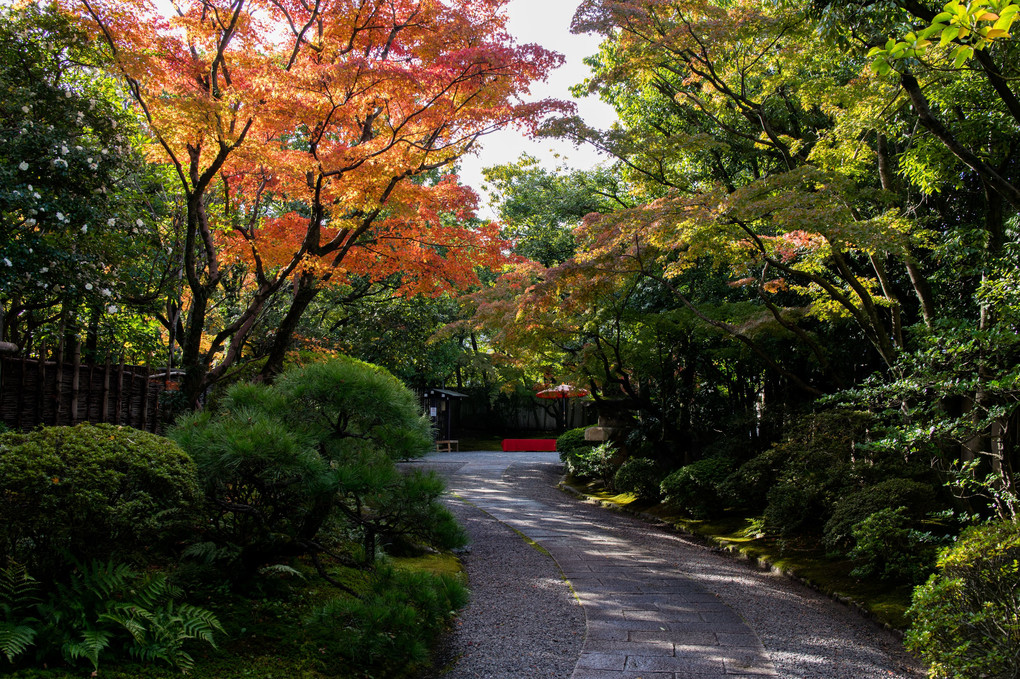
[407,451,923,679]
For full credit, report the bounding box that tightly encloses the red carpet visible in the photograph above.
[502,438,557,452]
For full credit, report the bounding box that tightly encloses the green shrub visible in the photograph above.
[613,458,663,501]
[847,507,945,585]
[731,409,876,536]
[660,457,735,519]
[557,427,594,467]
[906,521,1020,679]
[171,356,462,578]
[762,480,830,536]
[304,566,468,677]
[0,424,200,582]
[566,442,617,485]
[823,478,938,554]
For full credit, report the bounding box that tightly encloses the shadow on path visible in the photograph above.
[405,451,923,679]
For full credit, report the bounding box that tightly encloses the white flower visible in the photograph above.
[33,193,40,200]
[3,258,11,267]
[65,90,72,98]
[40,267,48,274]
[61,145,69,155]
[53,158,67,168]
[136,219,144,227]
[107,305,118,313]
[18,161,28,171]
[27,184,32,191]
[101,288,112,297]
[107,218,116,227]
[25,218,36,226]
[81,224,88,233]
[84,283,93,290]
[56,212,65,221]
[21,105,29,113]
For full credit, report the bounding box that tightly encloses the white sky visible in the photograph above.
[458,0,618,219]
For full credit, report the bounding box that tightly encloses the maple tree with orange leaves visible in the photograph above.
[71,0,565,406]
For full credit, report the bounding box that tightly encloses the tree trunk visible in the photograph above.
[260,271,321,382]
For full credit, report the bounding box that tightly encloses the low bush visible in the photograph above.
[304,566,469,678]
[660,457,734,519]
[823,478,937,554]
[0,424,200,582]
[566,442,618,486]
[847,508,946,585]
[557,427,594,467]
[613,458,663,501]
[906,520,1020,679]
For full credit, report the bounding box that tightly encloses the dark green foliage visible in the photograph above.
[557,427,593,462]
[660,457,735,519]
[565,442,618,485]
[846,508,945,585]
[558,428,608,481]
[726,410,877,536]
[613,457,663,501]
[171,356,462,576]
[0,424,200,582]
[823,478,938,554]
[304,566,469,678]
[906,521,1020,679]
[0,561,221,673]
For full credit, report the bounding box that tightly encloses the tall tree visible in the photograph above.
[74,0,565,407]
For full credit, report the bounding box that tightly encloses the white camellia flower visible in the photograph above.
[61,145,69,155]
[84,283,93,290]
[3,258,11,267]
[136,219,144,227]
[107,218,116,226]
[18,161,28,171]
[107,305,118,313]
[56,212,65,221]
[81,224,88,233]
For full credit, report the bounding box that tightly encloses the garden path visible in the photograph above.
[403,451,924,679]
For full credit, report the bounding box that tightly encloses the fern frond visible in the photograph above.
[0,623,37,663]
[0,564,40,612]
[257,564,306,580]
[63,628,112,670]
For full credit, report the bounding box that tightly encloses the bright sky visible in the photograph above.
[458,0,618,219]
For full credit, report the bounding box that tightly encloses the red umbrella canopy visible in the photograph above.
[536,383,589,399]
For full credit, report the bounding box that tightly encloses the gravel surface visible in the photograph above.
[435,493,586,679]
[414,456,924,679]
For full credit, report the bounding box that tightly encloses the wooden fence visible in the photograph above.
[0,343,170,434]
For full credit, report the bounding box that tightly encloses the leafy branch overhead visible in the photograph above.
[869,0,1018,72]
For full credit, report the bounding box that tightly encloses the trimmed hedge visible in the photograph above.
[0,424,200,581]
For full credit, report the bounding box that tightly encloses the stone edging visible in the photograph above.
[556,477,905,640]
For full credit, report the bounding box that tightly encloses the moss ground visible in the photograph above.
[567,480,913,630]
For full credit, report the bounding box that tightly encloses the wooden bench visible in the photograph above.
[435,439,458,452]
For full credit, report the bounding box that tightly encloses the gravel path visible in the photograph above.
[407,452,924,679]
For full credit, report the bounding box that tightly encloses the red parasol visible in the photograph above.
[535,383,589,432]
[536,383,589,399]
